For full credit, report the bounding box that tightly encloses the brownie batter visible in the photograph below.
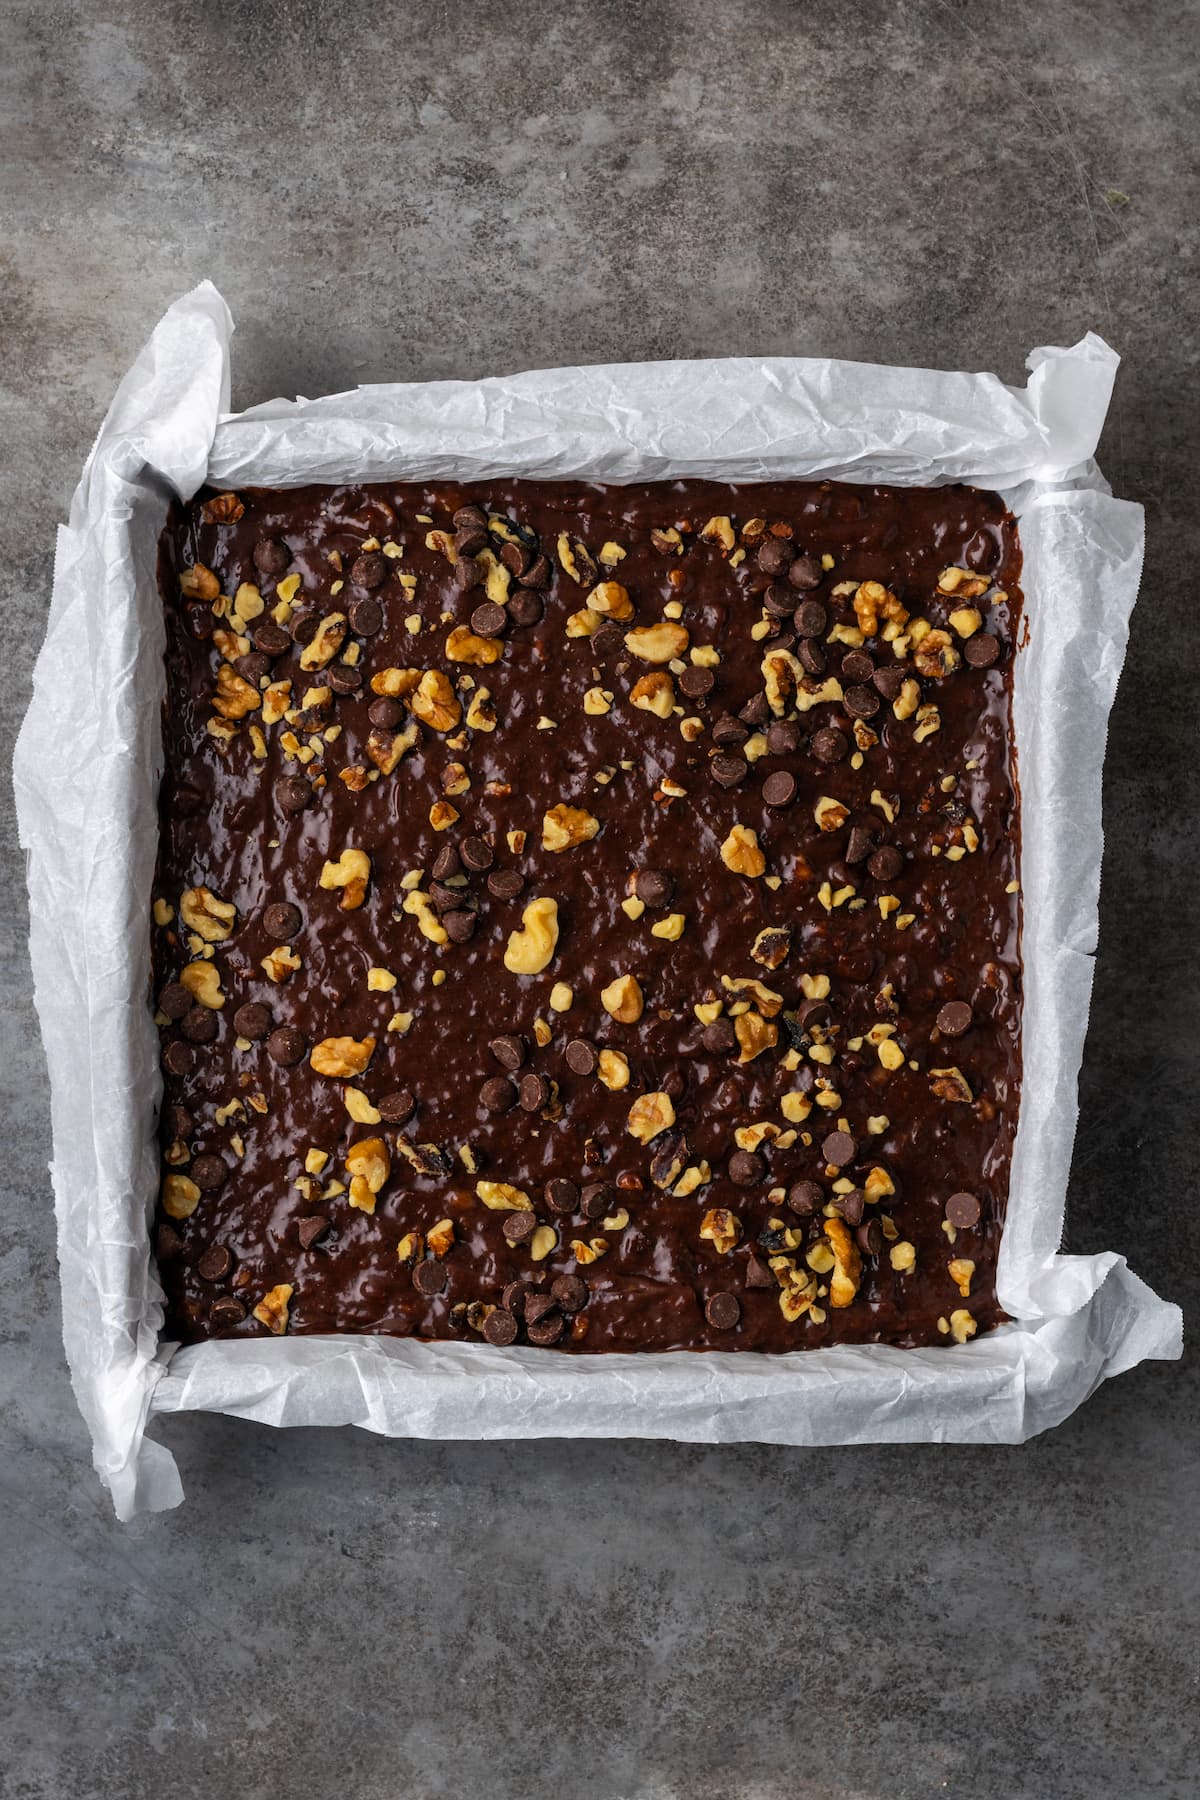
[152,477,1022,1352]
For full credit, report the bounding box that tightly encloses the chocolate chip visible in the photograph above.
[252,620,293,657]
[843,684,880,719]
[701,1018,737,1055]
[551,1275,588,1312]
[797,638,827,676]
[470,602,507,637]
[872,664,907,699]
[763,582,795,619]
[756,537,791,575]
[453,555,484,589]
[191,1155,227,1191]
[347,595,383,635]
[502,1211,537,1243]
[159,982,192,1020]
[180,1006,218,1044]
[525,1312,565,1346]
[845,825,876,864]
[937,1000,974,1037]
[841,650,875,683]
[413,1260,447,1295]
[443,909,476,943]
[518,553,551,590]
[490,1034,526,1072]
[738,693,770,727]
[678,666,715,698]
[275,775,312,814]
[822,1130,857,1166]
[793,599,827,637]
[519,1073,550,1112]
[788,555,822,590]
[766,721,800,755]
[454,524,488,558]
[289,610,321,646]
[545,1178,580,1215]
[564,1038,597,1075]
[868,846,903,881]
[855,1218,883,1255]
[351,552,387,589]
[634,868,674,907]
[236,651,270,686]
[163,1040,194,1076]
[705,1292,741,1330]
[481,1076,517,1114]
[452,504,488,532]
[377,1089,416,1123]
[460,835,494,872]
[946,1191,981,1229]
[327,664,363,694]
[581,1183,611,1221]
[298,1215,331,1249]
[267,1025,306,1066]
[811,726,848,764]
[368,696,404,729]
[787,1180,823,1216]
[745,1252,775,1288]
[711,753,748,788]
[487,868,525,900]
[483,1309,519,1345]
[156,1223,184,1261]
[964,633,1000,668]
[728,1149,764,1187]
[712,714,748,749]
[797,997,832,1031]
[263,901,302,939]
[197,1243,233,1281]
[432,845,464,884]
[210,1296,247,1328]
[508,590,543,627]
[253,537,291,575]
[833,1188,864,1226]
[501,1281,528,1318]
[233,1002,272,1041]
[167,1104,193,1141]
[662,1065,687,1101]
[762,770,796,809]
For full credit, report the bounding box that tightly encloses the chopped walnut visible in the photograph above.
[588,581,634,620]
[542,804,601,852]
[253,1284,293,1334]
[476,1180,532,1211]
[446,625,503,666]
[930,1066,974,1103]
[601,973,644,1023]
[179,886,237,943]
[310,1035,376,1078]
[914,628,960,679]
[699,1208,741,1255]
[624,622,689,663]
[630,671,675,718]
[411,669,462,732]
[626,1091,675,1144]
[824,1216,862,1309]
[319,847,371,910]
[503,898,559,974]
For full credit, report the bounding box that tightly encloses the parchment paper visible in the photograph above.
[15,281,1181,1520]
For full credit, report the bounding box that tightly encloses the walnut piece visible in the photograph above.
[601,973,644,1023]
[503,898,560,974]
[542,804,600,852]
[319,847,371,911]
[626,1091,676,1144]
[476,1180,533,1211]
[310,1035,376,1078]
[824,1216,862,1309]
[699,1208,741,1255]
[624,622,689,663]
[179,886,237,943]
[411,668,462,732]
[253,1284,293,1334]
[720,824,766,877]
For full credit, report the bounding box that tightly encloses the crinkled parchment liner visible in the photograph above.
[15,283,1181,1519]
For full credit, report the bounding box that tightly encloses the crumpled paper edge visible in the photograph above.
[16,282,1181,1519]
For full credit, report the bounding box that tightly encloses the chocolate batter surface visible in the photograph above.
[153,478,1022,1352]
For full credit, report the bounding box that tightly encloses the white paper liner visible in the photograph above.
[15,281,1181,1519]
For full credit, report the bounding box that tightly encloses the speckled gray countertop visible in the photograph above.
[2,3,1195,1797]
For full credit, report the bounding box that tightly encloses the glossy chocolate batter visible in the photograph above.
[152,477,1022,1352]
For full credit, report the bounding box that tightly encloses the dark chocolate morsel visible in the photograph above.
[368,696,404,729]
[489,1034,526,1071]
[843,684,880,720]
[728,1149,764,1187]
[180,1006,218,1044]
[855,1218,883,1256]
[833,1188,865,1226]
[738,692,770,727]
[197,1243,233,1281]
[347,596,383,635]
[519,1073,551,1112]
[471,602,508,637]
[508,590,543,627]
[868,846,903,881]
[551,1275,588,1312]
[841,650,875,684]
[788,555,822,590]
[762,771,796,808]
[845,825,876,864]
[275,775,312,814]
[822,1131,857,1167]
[946,1191,982,1229]
[298,1215,331,1249]
[678,666,714,698]
[936,1001,974,1037]
[545,1178,580,1214]
[787,1181,823,1216]
[711,753,748,788]
[502,1211,537,1243]
[705,1292,741,1330]
[797,638,826,675]
[432,843,464,881]
[811,727,848,764]
[525,1312,566,1346]
[793,599,827,636]
[581,1183,612,1221]
[252,537,290,574]
[267,1026,306,1066]
[756,537,791,575]
[413,1260,448,1295]
[263,901,302,939]
[564,1038,597,1075]
[766,720,800,754]
[191,1155,227,1191]
[964,633,1000,667]
[350,552,388,589]
[162,1040,195,1076]
[481,1076,517,1114]
[233,1002,272,1041]
[712,715,749,749]
[377,1089,416,1123]
[872,663,907,699]
[483,1309,519,1345]
[745,1253,775,1289]
[210,1296,247,1327]
[460,835,494,872]
[443,909,476,943]
[701,1018,737,1055]
[487,869,525,900]
[159,982,192,1020]
[634,868,674,907]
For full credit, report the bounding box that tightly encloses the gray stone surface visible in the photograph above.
[1,0,1196,1795]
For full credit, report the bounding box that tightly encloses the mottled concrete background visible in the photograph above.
[2,2,1196,1796]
